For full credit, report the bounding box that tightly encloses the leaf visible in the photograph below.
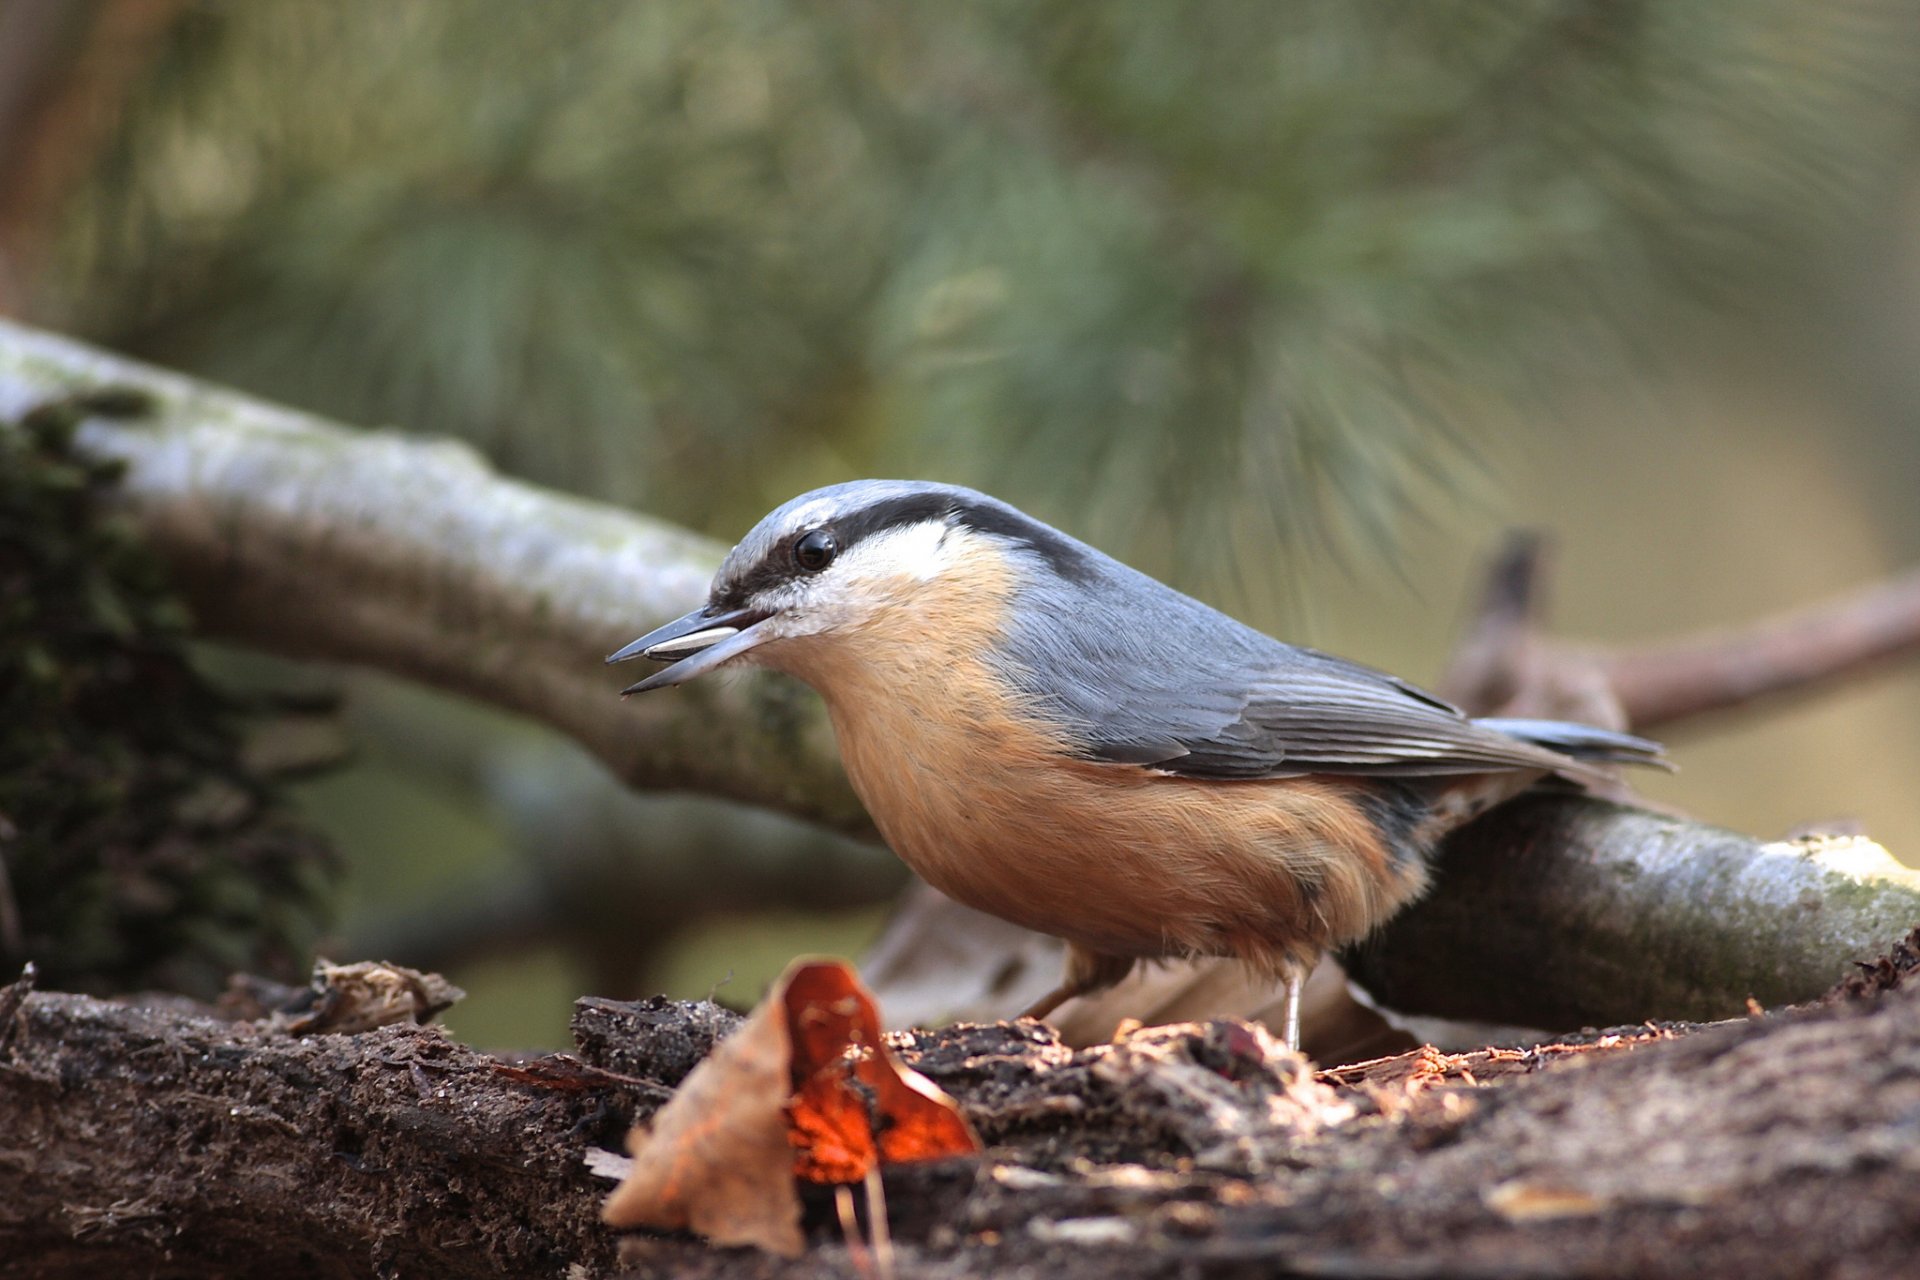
[270,959,465,1035]
[601,984,803,1255]
[781,959,979,1180]
[602,957,978,1256]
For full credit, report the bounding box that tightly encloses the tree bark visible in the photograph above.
[1343,793,1920,1028]
[3,960,1919,1279]
[0,317,869,835]
[0,987,623,1278]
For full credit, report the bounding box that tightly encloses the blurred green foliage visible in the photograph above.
[40,1,1920,601]
[0,393,336,994]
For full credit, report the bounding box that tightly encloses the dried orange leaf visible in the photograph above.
[780,960,979,1182]
[601,993,802,1256]
[787,1069,878,1183]
[601,957,979,1256]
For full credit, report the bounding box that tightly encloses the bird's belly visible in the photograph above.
[827,698,1428,968]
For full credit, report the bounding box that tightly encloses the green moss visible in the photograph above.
[0,392,338,995]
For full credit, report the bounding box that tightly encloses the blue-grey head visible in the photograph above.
[607,480,1099,694]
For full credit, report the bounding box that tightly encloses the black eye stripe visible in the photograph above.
[831,494,1095,583]
[713,491,1096,607]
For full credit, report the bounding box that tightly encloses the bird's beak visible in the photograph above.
[605,604,775,694]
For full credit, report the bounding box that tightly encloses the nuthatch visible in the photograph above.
[608,481,1663,1047]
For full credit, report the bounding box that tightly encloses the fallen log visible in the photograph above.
[2,946,1918,1279]
[0,983,625,1277]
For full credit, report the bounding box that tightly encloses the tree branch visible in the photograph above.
[0,317,869,835]
[1603,568,1920,732]
[1342,795,1920,1029]
[1438,530,1920,736]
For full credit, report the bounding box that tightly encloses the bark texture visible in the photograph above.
[0,989,624,1278]
[3,955,1919,1279]
[0,318,868,835]
[1343,794,1920,1029]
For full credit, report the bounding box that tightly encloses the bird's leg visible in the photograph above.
[1280,968,1304,1054]
[1019,981,1077,1022]
[1019,945,1135,1022]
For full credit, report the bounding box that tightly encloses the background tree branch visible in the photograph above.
[0,317,868,836]
[1440,532,1920,737]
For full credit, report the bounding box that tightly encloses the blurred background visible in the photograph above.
[5,0,1920,1046]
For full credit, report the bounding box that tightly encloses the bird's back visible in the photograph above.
[981,530,1659,784]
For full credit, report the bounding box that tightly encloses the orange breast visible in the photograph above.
[764,543,1431,975]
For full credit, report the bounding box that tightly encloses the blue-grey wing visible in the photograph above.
[992,560,1657,779]
[1088,646,1584,778]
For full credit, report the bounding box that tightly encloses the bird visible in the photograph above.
[607,480,1664,1048]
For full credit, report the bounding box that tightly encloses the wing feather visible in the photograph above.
[990,552,1589,781]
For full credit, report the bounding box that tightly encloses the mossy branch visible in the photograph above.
[0,317,869,836]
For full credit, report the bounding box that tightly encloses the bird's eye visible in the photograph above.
[792,528,838,573]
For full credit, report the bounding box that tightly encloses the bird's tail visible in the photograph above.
[1473,717,1670,770]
